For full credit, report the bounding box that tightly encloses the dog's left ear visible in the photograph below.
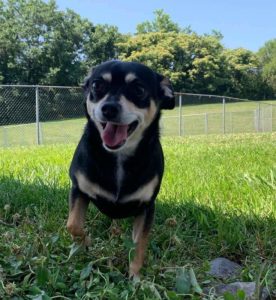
[156,73,175,110]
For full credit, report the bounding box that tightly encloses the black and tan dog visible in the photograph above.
[67,60,175,278]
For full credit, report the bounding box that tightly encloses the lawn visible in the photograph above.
[0,134,275,299]
[1,100,276,147]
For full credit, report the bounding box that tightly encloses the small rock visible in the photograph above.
[213,282,269,300]
[208,257,241,279]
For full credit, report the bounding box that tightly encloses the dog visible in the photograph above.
[66,60,175,278]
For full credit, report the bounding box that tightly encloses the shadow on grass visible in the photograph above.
[156,200,275,263]
[0,176,275,298]
[0,175,275,264]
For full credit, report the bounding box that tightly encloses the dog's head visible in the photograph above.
[83,60,175,152]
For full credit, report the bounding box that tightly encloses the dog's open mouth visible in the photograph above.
[101,120,139,150]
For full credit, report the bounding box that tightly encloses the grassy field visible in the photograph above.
[0,133,275,299]
[1,100,276,147]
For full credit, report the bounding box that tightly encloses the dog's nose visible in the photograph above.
[101,102,120,120]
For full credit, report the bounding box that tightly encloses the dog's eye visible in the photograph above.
[132,83,145,98]
[92,80,107,95]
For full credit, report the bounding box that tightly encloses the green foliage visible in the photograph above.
[0,0,121,85]
[120,11,273,99]
[222,48,267,99]
[258,39,276,96]
[136,9,182,34]
[117,31,263,97]
[175,267,191,294]
[83,24,123,67]
[0,2,274,99]
[175,266,202,295]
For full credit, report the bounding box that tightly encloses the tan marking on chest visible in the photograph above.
[120,175,159,203]
[76,172,159,204]
[76,171,115,202]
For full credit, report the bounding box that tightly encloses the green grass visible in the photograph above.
[0,134,276,299]
[1,100,276,147]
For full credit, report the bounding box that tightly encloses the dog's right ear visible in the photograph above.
[156,73,175,110]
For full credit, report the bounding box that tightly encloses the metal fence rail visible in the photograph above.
[0,85,275,147]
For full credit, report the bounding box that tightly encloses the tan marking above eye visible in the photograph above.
[101,73,112,82]
[125,73,137,83]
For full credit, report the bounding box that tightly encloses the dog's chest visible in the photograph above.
[75,155,158,205]
[116,154,125,195]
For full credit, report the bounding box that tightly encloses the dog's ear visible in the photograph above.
[156,73,175,110]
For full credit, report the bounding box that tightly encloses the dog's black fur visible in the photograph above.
[67,60,175,278]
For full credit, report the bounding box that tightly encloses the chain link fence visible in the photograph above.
[0,85,85,146]
[161,93,276,136]
[0,85,275,147]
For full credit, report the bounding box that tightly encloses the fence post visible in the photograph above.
[179,94,183,136]
[35,86,41,145]
[222,97,226,134]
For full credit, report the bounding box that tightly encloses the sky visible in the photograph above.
[53,0,276,52]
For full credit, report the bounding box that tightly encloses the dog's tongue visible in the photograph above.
[102,123,128,147]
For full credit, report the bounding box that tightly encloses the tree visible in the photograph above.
[258,39,276,97]
[83,24,123,68]
[0,2,273,99]
[0,0,121,85]
[118,27,267,98]
[117,31,227,94]
[222,48,265,99]
[136,9,192,34]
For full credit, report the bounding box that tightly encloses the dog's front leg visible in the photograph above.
[66,187,90,245]
[129,203,155,279]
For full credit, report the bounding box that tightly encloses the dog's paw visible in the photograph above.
[72,234,91,247]
[129,263,141,283]
[129,271,141,283]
